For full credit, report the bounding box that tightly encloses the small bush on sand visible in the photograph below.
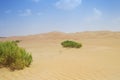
[61,40,82,48]
[0,41,32,71]
[14,40,21,43]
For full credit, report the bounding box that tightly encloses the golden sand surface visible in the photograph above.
[0,31,120,80]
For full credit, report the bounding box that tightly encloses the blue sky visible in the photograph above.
[0,0,120,36]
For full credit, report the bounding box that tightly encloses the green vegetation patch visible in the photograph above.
[14,40,21,43]
[0,41,32,71]
[61,40,82,48]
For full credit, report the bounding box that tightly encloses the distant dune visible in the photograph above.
[0,37,6,38]
[1,31,120,41]
[0,31,120,80]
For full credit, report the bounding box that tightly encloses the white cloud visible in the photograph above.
[32,0,40,3]
[5,10,12,14]
[55,0,82,10]
[36,12,42,16]
[19,9,32,16]
[85,8,102,22]
[93,8,102,18]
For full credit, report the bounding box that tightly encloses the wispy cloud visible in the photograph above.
[32,0,40,3]
[36,12,42,16]
[18,9,32,16]
[5,10,12,14]
[85,8,102,22]
[55,0,82,10]
[93,8,102,18]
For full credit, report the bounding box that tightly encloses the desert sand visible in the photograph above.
[0,31,120,80]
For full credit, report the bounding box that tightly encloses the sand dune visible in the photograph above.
[0,31,120,80]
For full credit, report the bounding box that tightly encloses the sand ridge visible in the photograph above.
[0,31,120,80]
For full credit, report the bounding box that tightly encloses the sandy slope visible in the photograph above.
[0,31,120,80]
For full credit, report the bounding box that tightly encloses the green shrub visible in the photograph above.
[0,41,32,71]
[14,40,21,43]
[61,40,82,48]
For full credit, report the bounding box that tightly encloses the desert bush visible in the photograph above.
[14,40,21,43]
[61,40,82,48]
[0,41,32,70]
